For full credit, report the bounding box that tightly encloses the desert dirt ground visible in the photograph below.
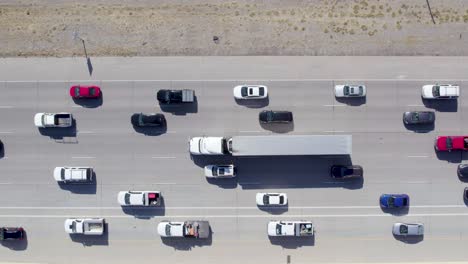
[1,0,468,56]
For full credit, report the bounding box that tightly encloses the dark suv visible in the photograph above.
[131,113,166,127]
[259,110,293,124]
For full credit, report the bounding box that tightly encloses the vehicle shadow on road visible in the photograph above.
[393,234,424,244]
[260,122,294,134]
[269,236,315,248]
[121,198,166,219]
[335,97,366,106]
[132,125,167,136]
[403,123,434,133]
[159,96,198,115]
[258,206,288,215]
[235,97,269,108]
[205,177,238,189]
[235,156,362,190]
[70,223,109,246]
[72,92,103,108]
[435,151,463,163]
[57,172,97,194]
[422,99,458,112]
[38,119,77,141]
[381,206,409,216]
[0,233,28,251]
[161,230,213,250]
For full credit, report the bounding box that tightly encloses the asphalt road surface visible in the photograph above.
[1,58,468,264]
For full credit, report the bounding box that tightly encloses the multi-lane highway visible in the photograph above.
[1,57,468,263]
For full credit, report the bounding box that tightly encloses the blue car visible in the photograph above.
[380,194,409,208]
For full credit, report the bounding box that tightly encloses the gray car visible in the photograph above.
[402,111,435,125]
[392,223,424,236]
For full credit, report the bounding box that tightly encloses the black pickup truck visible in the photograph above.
[157,89,195,104]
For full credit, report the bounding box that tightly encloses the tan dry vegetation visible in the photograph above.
[0,0,467,56]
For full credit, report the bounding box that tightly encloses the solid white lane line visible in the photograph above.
[72,105,83,108]
[2,213,468,218]
[0,131,13,134]
[0,205,464,210]
[78,131,95,134]
[407,104,424,107]
[71,156,96,159]
[407,155,428,158]
[323,104,345,107]
[151,156,176,159]
[239,131,262,133]
[323,131,346,133]
[0,106,14,108]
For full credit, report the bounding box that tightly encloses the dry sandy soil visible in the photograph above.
[1,0,468,56]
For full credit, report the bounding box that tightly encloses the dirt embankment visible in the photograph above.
[1,0,468,56]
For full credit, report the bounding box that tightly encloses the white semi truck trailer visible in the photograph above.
[189,135,352,156]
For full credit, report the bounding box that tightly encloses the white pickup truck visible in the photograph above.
[268,221,314,237]
[34,112,73,128]
[64,218,105,235]
[117,191,162,206]
[53,167,93,183]
[157,220,210,239]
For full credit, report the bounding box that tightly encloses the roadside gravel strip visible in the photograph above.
[1,0,468,56]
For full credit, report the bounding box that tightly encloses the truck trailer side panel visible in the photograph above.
[230,135,352,156]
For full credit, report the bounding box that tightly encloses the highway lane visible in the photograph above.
[0,79,468,263]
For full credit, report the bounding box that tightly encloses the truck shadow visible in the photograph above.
[121,197,166,219]
[70,223,109,246]
[335,97,366,106]
[57,172,97,194]
[161,229,213,250]
[38,119,77,140]
[422,99,458,112]
[72,92,103,108]
[159,96,198,115]
[393,234,424,244]
[435,151,464,162]
[260,122,294,134]
[233,156,362,189]
[0,232,28,251]
[268,235,315,248]
[234,97,269,108]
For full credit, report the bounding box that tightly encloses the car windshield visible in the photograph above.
[446,137,453,150]
[218,168,226,175]
[276,224,282,235]
[343,168,353,176]
[400,225,408,234]
[359,86,364,95]
[165,224,171,236]
[89,88,95,95]
[267,111,274,122]
[263,195,270,205]
[387,197,395,207]
[241,87,248,97]
[74,87,80,96]
[412,112,419,121]
[279,196,284,204]
[211,167,219,176]
[248,88,253,95]
[259,87,265,96]
[61,168,65,180]
[432,86,440,97]
[124,193,131,204]
[343,86,350,95]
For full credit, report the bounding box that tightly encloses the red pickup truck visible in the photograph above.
[435,136,468,151]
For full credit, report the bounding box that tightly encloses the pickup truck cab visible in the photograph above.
[34,112,72,128]
[64,218,105,235]
[117,191,161,206]
[268,221,314,237]
[157,89,195,104]
[435,136,468,151]
[422,84,459,99]
[157,220,210,238]
[53,167,93,183]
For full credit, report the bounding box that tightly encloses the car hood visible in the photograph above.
[255,193,265,205]
[53,167,63,181]
[157,222,170,237]
[233,86,243,98]
[422,85,434,98]
[34,113,44,127]
[379,195,389,207]
[334,85,345,97]
[64,218,79,234]
[267,222,278,236]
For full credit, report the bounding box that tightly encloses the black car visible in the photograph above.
[0,227,24,241]
[330,165,363,179]
[458,164,468,178]
[259,110,293,124]
[131,113,166,127]
[402,111,435,125]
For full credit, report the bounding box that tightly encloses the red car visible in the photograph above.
[69,85,101,98]
[435,136,468,151]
